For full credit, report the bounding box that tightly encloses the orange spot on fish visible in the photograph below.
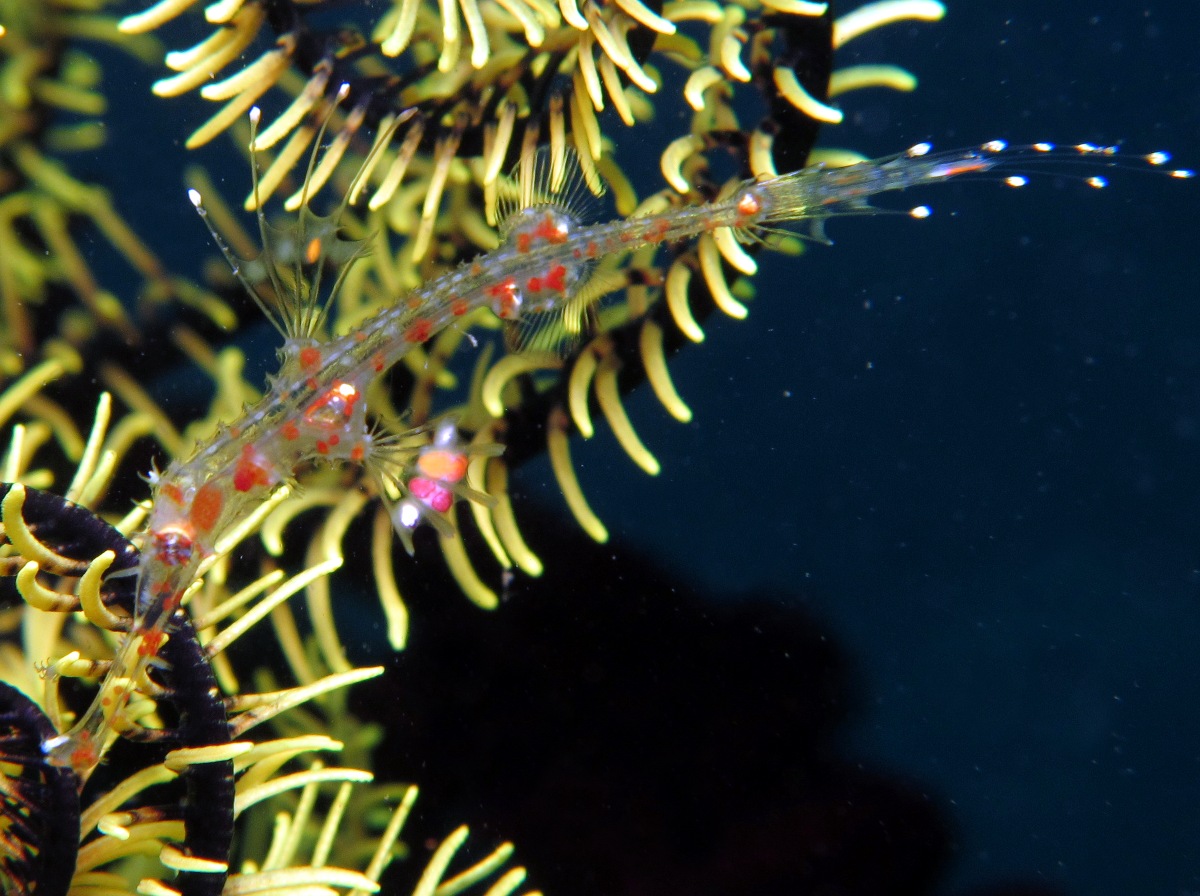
[305,238,322,264]
[350,443,365,462]
[138,627,167,657]
[282,422,300,441]
[418,449,468,483]
[190,482,224,532]
[736,191,761,218]
[451,297,469,316]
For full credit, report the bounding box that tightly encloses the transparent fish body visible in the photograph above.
[43,138,1192,780]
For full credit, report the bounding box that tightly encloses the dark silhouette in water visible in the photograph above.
[358,508,1064,896]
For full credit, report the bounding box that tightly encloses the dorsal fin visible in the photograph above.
[189,85,384,343]
[491,146,608,357]
[496,145,605,239]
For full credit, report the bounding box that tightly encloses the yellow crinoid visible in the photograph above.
[0,0,232,374]
[0,366,539,896]
[116,2,948,638]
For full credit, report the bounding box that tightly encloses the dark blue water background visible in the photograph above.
[88,1,1200,893]
[567,4,1200,893]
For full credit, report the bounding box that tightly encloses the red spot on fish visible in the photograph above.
[304,381,362,428]
[451,297,469,316]
[316,441,329,455]
[299,346,322,370]
[282,422,300,441]
[409,476,453,513]
[190,483,224,532]
[527,276,543,292]
[350,444,365,462]
[138,627,167,657]
[488,279,520,318]
[535,214,568,244]
[545,264,567,292]
[160,483,184,506]
[233,443,273,492]
[372,352,385,372]
[517,232,533,253]
[405,318,433,343]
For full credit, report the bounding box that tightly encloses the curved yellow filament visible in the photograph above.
[16,560,77,613]
[64,392,111,503]
[205,558,343,661]
[0,358,67,432]
[230,669,381,739]
[486,459,543,576]
[773,66,844,123]
[714,6,751,82]
[466,428,513,571]
[160,845,229,874]
[78,550,127,632]
[547,407,608,543]
[371,506,409,651]
[482,353,563,418]
[119,0,200,33]
[598,53,636,126]
[567,345,600,437]
[829,63,917,96]
[833,0,946,48]
[713,224,758,275]
[439,511,501,609]
[662,259,705,344]
[698,233,748,319]
[3,484,86,574]
[411,825,471,896]
[152,5,264,97]
[639,320,693,423]
[661,134,705,194]
[595,353,660,476]
[235,768,375,818]
[685,66,725,111]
